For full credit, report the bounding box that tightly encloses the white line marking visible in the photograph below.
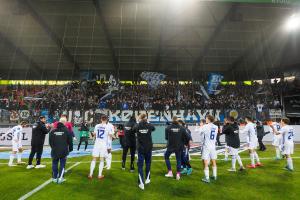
[1,156,300,166]
[18,162,81,200]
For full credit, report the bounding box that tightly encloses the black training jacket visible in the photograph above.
[49,122,73,159]
[256,125,265,137]
[184,127,193,146]
[133,121,155,154]
[31,121,49,146]
[222,123,240,149]
[165,123,189,152]
[124,119,137,147]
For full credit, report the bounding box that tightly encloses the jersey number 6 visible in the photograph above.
[210,129,216,140]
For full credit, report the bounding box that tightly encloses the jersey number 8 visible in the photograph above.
[97,129,105,139]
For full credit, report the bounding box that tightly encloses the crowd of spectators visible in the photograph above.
[0,80,286,115]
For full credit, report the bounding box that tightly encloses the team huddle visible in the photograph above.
[1,113,295,190]
[88,114,295,190]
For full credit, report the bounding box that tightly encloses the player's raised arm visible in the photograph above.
[270,125,282,135]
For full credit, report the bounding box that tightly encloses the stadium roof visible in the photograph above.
[0,0,299,81]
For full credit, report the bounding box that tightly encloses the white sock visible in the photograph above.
[250,153,255,165]
[224,150,228,160]
[204,167,209,179]
[9,154,15,165]
[231,156,236,169]
[17,153,22,163]
[287,157,293,170]
[237,155,243,167]
[99,160,104,177]
[212,166,217,178]
[59,168,65,179]
[276,147,280,159]
[106,153,112,168]
[254,152,260,163]
[146,172,150,181]
[89,160,96,177]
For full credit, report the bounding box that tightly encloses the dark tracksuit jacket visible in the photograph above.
[184,127,192,147]
[124,120,137,148]
[134,121,156,154]
[28,121,50,165]
[133,121,155,184]
[49,123,73,159]
[165,123,189,172]
[165,123,189,152]
[257,124,267,150]
[221,123,240,149]
[31,121,49,148]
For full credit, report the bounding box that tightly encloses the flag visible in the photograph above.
[100,91,115,101]
[177,89,181,102]
[207,73,223,95]
[140,72,166,89]
[200,84,210,100]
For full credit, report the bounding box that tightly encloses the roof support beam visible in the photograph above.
[93,0,119,77]
[226,18,284,79]
[0,32,42,78]
[192,4,237,73]
[19,0,81,75]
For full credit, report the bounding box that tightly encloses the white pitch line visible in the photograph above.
[18,162,81,200]
[1,156,300,166]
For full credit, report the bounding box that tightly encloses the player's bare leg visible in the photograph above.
[253,150,262,167]
[17,148,25,164]
[247,149,256,168]
[8,151,17,167]
[98,157,105,179]
[105,149,112,170]
[202,159,210,183]
[285,154,294,171]
[88,157,98,179]
[275,146,281,160]
[211,159,217,180]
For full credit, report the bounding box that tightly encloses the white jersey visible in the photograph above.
[271,122,282,146]
[11,125,23,144]
[199,123,218,149]
[195,126,204,144]
[240,122,257,143]
[272,122,281,132]
[106,122,115,148]
[94,123,113,146]
[278,125,294,145]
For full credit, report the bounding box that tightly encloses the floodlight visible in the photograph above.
[285,14,300,31]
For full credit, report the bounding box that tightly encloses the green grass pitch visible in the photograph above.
[0,145,299,200]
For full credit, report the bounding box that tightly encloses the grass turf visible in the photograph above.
[0,145,299,200]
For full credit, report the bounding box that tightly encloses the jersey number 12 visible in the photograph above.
[97,129,105,139]
[288,131,293,140]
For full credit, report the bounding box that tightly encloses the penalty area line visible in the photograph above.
[18,162,81,200]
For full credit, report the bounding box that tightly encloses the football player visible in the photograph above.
[88,115,113,179]
[199,115,218,183]
[270,118,294,171]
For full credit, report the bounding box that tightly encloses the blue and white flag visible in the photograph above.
[140,72,166,89]
[207,73,223,95]
[176,89,181,102]
[196,84,210,100]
